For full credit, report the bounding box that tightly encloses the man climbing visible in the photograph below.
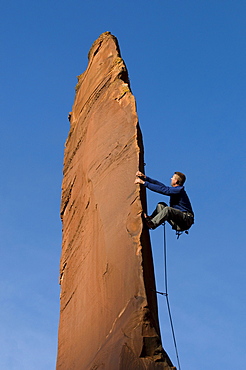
[135,171,194,232]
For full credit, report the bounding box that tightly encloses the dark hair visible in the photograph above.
[174,172,186,186]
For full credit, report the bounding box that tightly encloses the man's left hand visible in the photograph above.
[135,177,145,185]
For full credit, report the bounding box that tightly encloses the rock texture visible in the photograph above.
[57,32,175,370]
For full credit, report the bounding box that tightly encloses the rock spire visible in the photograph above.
[56,32,175,370]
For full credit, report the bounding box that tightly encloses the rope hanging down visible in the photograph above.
[156,223,182,370]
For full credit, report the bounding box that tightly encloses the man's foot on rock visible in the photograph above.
[143,213,155,229]
[143,213,151,220]
[145,218,155,229]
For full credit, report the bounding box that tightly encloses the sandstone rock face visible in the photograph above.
[57,32,175,370]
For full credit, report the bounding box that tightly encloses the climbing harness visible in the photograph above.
[155,223,182,370]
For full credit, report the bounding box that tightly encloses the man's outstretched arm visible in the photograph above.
[135,171,182,195]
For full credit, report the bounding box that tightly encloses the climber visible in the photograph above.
[135,171,194,232]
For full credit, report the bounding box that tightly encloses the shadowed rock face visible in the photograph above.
[57,32,175,370]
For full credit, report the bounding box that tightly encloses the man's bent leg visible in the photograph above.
[151,206,190,229]
[151,204,171,228]
[150,202,168,219]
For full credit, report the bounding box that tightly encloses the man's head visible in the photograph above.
[171,172,186,187]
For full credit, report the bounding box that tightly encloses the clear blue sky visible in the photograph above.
[1,1,245,369]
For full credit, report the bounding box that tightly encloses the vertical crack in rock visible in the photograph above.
[57,32,175,370]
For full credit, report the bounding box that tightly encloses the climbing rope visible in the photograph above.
[156,223,182,370]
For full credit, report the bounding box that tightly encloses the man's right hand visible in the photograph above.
[136,171,146,179]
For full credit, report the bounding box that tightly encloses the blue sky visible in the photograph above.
[1,1,245,369]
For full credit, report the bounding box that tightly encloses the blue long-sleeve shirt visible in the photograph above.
[144,176,194,215]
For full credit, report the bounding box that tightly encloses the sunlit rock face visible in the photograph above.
[56,32,175,370]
